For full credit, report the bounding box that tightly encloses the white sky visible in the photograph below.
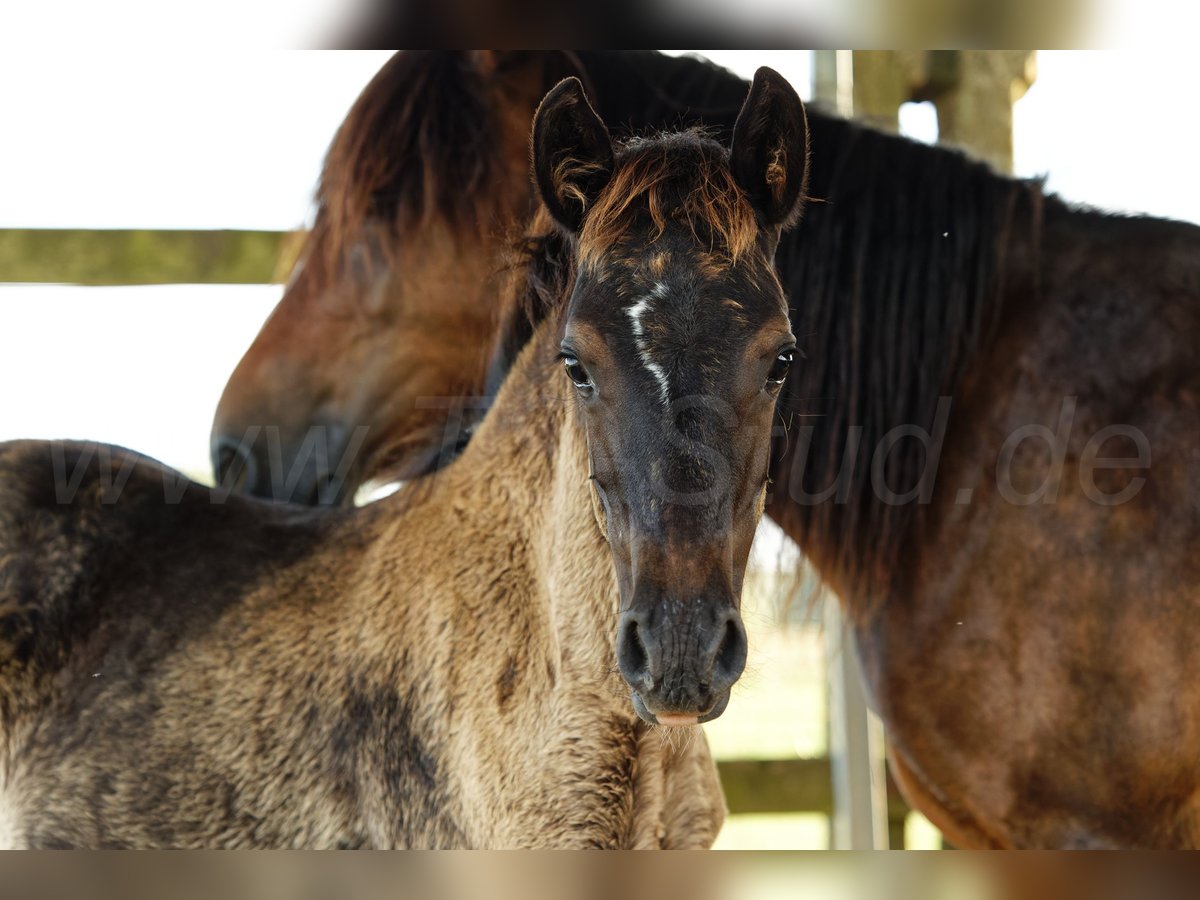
[0,51,1198,480]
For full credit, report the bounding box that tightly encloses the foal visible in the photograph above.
[0,69,808,848]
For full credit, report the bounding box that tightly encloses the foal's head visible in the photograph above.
[532,68,808,725]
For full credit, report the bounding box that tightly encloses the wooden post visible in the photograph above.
[918,51,1036,173]
[850,51,929,134]
[846,50,1038,173]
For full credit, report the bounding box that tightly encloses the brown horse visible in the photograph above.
[213,51,1200,848]
[0,71,810,848]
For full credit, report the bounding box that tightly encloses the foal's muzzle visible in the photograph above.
[616,601,747,725]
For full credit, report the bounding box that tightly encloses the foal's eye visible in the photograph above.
[766,349,795,387]
[562,355,592,391]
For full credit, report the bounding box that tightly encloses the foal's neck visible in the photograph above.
[443,317,620,688]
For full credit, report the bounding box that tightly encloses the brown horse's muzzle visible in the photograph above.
[616,576,748,725]
[211,424,356,506]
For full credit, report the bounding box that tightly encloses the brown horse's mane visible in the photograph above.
[297,52,499,293]
[293,51,586,297]
[291,51,752,301]
[774,114,1047,612]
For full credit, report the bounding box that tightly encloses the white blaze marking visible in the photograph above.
[643,361,669,401]
[626,284,672,405]
[626,297,651,341]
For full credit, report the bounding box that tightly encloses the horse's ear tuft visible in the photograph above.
[531,77,614,233]
[731,67,809,230]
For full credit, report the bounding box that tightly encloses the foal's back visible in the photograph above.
[0,440,467,848]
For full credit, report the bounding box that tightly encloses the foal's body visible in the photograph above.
[0,349,721,847]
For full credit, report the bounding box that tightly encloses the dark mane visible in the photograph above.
[774,114,1044,611]
[573,51,750,140]
[293,52,574,295]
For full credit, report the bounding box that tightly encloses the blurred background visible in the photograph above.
[1,50,1197,850]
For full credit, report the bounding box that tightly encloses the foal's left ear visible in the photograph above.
[532,77,615,233]
[731,67,809,229]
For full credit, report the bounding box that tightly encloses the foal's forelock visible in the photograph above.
[576,133,760,274]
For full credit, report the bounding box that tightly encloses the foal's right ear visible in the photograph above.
[532,77,614,233]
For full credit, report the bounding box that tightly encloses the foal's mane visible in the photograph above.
[578,131,758,270]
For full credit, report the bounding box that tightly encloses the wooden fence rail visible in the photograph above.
[718,758,911,847]
[0,229,299,285]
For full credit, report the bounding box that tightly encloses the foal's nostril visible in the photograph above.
[213,437,258,495]
[617,613,654,691]
[711,614,748,690]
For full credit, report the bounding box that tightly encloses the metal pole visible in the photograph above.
[823,601,889,849]
[811,50,892,850]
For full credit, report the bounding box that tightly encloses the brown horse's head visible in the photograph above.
[532,69,808,724]
[211,52,557,504]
